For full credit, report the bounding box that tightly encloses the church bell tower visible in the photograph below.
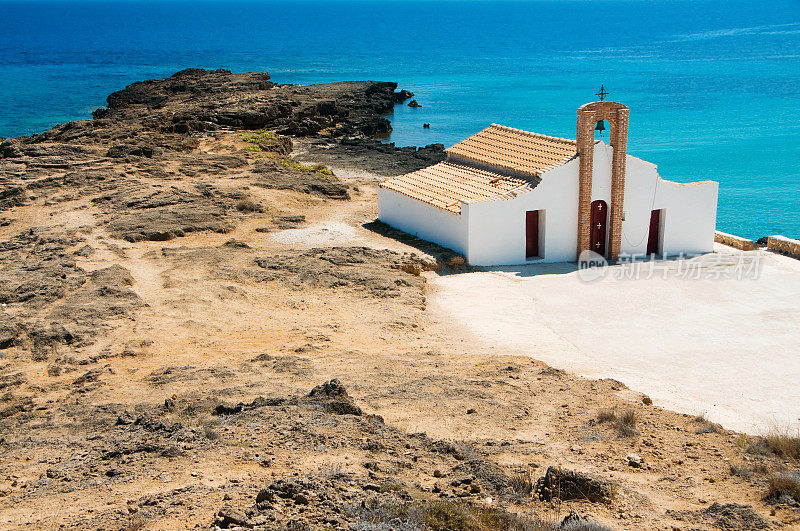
[576,87,629,261]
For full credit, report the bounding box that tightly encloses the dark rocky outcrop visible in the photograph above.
[394,89,414,102]
[0,311,21,350]
[45,69,407,145]
[213,505,253,529]
[0,186,26,211]
[535,466,616,504]
[213,396,286,416]
[304,379,363,415]
[0,70,436,202]
[0,140,23,158]
[667,502,773,529]
[106,144,161,158]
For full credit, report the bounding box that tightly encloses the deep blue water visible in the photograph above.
[1,0,798,239]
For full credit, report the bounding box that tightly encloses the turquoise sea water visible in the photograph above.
[1,0,798,239]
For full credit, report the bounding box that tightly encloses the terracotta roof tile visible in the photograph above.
[380,161,533,214]
[445,124,577,177]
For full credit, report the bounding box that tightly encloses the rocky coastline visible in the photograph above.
[0,69,797,530]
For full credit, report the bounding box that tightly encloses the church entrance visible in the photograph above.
[590,200,607,257]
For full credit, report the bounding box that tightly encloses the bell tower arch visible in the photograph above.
[576,99,629,260]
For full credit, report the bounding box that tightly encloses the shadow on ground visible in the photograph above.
[364,219,583,278]
[481,263,581,278]
[362,220,470,276]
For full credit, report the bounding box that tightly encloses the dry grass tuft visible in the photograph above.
[597,408,616,424]
[597,407,638,437]
[696,422,721,434]
[762,432,800,461]
[693,412,722,434]
[766,472,800,502]
[509,471,534,497]
[235,198,263,213]
[616,409,638,437]
[748,428,800,461]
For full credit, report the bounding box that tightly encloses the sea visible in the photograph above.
[1,0,798,239]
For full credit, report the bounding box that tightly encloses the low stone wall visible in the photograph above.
[767,235,800,259]
[714,230,755,251]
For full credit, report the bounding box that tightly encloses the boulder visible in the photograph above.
[535,466,615,503]
[306,379,363,415]
[0,140,22,158]
[308,379,349,400]
[214,505,253,528]
[626,453,643,468]
[394,89,414,102]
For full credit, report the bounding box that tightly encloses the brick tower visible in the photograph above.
[576,100,629,261]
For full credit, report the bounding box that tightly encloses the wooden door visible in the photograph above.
[647,209,661,255]
[526,210,539,259]
[590,200,607,257]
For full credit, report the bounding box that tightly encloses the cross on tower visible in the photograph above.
[596,84,609,101]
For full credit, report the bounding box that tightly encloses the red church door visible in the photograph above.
[647,210,661,255]
[525,210,539,259]
[590,200,607,257]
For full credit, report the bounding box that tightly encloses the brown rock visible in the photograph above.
[535,466,616,504]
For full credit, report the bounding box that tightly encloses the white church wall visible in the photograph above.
[654,180,719,256]
[377,187,468,256]
[619,153,661,257]
[463,159,581,266]
[618,152,718,257]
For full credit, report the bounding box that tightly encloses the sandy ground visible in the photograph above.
[426,245,800,435]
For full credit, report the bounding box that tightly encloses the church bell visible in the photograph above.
[595,120,606,132]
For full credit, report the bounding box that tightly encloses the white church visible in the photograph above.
[377,98,719,266]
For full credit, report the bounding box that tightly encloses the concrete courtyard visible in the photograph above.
[429,244,800,434]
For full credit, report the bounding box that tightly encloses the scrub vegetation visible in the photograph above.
[748,429,800,461]
[597,407,638,437]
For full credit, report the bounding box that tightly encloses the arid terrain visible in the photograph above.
[0,69,798,530]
